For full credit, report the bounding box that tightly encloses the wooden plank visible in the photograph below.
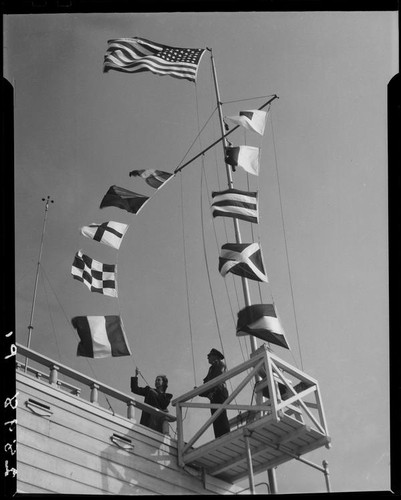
[17,384,179,457]
[182,413,277,465]
[173,356,263,405]
[17,459,152,495]
[17,479,53,494]
[208,439,281,476]
[182,413,329,484]
[230,434,331,483]
[18,408,178,471]
[18,424,213,495]
[17,402,180,468]
[18,443,208,496]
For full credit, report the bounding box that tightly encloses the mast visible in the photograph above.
[208,48,257,352]
[208,48,278,354]
[24,195,54,371]
[208,48,279,494]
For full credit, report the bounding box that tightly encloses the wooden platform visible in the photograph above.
[182,410,331,483]
[173,346,331,485]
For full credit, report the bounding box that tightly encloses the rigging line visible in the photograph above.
[40,265,114,390]
[200,161,241,404]
[222,94,277,105]
[246,173,264,306]
[179,172,197,386]
[40,265,136,411]
[175,107,218,172]
[175,96,278,175]
[270,109,304,371]
[200,162,225,355]
[212,126,242,315]
[203,163,247,366]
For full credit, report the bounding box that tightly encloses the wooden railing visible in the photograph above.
[172,344,330,463]
[16,343,176,432]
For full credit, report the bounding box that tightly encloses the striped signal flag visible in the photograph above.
[71,315,131,358]
[236,304,290,349]
[211,188,259,223]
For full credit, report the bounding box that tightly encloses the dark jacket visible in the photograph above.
[131,376,172,433]
[201,359,229,402]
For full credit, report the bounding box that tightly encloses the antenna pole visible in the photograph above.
[24,196,54,371]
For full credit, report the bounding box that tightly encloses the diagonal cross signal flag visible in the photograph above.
[219,242,268,282]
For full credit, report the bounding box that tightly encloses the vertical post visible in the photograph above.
[176,404,184,467]
[162,419,170,436]
[49,364,59,385]
[244,429,255,494]
[267,468,277,494]
[25,196,54,372]
[322,460,331,493]
[90,383,99,404]
[127,400,136,420]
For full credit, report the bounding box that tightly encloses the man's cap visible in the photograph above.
[208,348,224,359]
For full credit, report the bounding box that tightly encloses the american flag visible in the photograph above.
[104,37,205,82]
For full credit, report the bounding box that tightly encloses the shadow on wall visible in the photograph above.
[99,428,180,495]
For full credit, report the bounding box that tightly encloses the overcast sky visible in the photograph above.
[5,11,397,494]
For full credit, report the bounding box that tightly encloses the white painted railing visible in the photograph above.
[16,343,176,431]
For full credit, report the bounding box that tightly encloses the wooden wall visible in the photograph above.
[16,372,240,495]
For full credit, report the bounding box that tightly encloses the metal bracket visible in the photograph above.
[110,434,135,451]
[25,398,53,418]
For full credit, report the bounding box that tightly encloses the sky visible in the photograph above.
[4,10,397,494]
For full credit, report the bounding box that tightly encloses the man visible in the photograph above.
[131,368,172,434]
[200,348,230,438]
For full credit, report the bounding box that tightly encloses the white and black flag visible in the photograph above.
[71,250,117,297]
[80,221,128,250]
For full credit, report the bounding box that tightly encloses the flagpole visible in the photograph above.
[24,196,54,372]
[208,48,278,494]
